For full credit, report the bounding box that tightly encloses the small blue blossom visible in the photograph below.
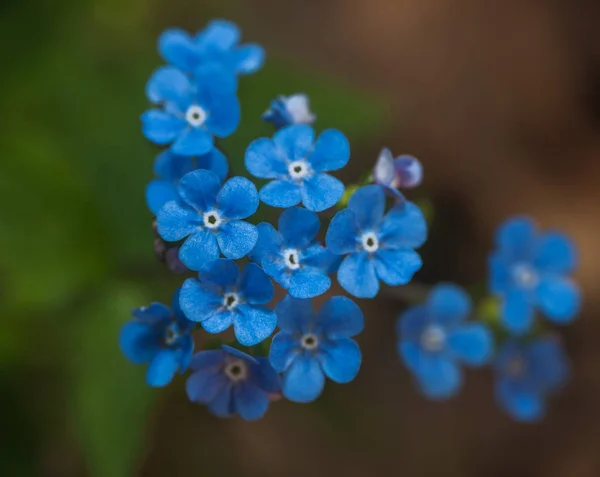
[179,259,277,346]
[146,149,228,215]
[186,345,281,421]
[489,216,581,335]
[397,284,493,399]
[495,336,569,422]
[373,148,423,198]
[326,185,427,298]
[262,94,316,129]
[250,207,337,299]
[269,296,364,403]
[159,19,265,76]
[119,289,195,387]
[142,65,240,156]
[157,169,259,271]
[245,125,350,212]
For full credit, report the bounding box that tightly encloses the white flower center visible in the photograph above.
[224,359,248,382]
[283,248,301,270]
[203,210,222,229]
[301,333,319,350]
[185,105,207,127]
[420,325,446,352]
[512,263,539,289]
[164,323,179,346]
[361,232,379,253]
[288,160,310,180]
[286,95,316,125]
[223,292,239,310]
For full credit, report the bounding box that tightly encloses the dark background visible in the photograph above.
[1,0,599,476]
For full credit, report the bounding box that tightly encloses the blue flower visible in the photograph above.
[489,216,581,335]
[250,207,337,299]
[495,336,569,422]
[326,185,427,298]
[373,148,423,198]
[186,345,281,421]
[159,20,264,76]
[157,169,259,271]
[119,289,195,387]
[245,125,350,212]
[262,94,316,129]
[146,149,228,215]
[269,296,363,403]
[179,259,277,346]
[142,65,240,156]
[396,284,493,400]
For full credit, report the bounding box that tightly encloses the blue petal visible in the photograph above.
[348,185,385,230]
[273,125,315,161]
[146,349,180,387]
[314,296,364,338]
[308,129,350,172]
[378,201,427,249]
[262,258,291,289]
[207,383,235,418]
[178,230,220,271]
[178,169,220,211]
[186,366,228,404]
[141,110,186,145]
[233,44,265,74]
[132,303,172,322]
[337,252,379,299]
[447,324,493,366]
[216,177,258,220]
[302,244,339,273]
[374,148,395,185]
[177,334,195,371]
[233,382,269,421]
[496,216,536,262]
[397,341,422,373]
[196,19,240,51]
[154,150,192,179]
[249,223,282,263]
[146,66,193,110]
[269,332,300,372]
[234,305,277,346]
[427,284,472,325]
[222,345,259,364]
[119,322,161,364]
[179,277,222,322]
[288,268,331,299]
[415,354,462,400]
[239,263,274,304]
[318,337,361,383]
[301,173,345,212]
[534,232,578,274]
[158,28,198,71]
[146,179,177,215]
[171,127,213,156]
[527,337,569,391]
[189,349,226,370]
[394,154,423,188]
[204,93,241,138]
[253,358,282,393]
[217,221,258,259]
[536,276,581,323]
[496,377,544,422]
[501,289,534,335]
[396,305,428,341]
[200,258,239,288]
[325,209,359,254]
[488,254,510,294]
[196,148,229,182]
[157,201,198,241]
[201,311,235,334]
[260,180,302,208]
[244,138,289,179]
[278,207,320,248]
[372,249,422,286]
[274,295,314,334]
[282,353,325,403]
[193,62,238,95]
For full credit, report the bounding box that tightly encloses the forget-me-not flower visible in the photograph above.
[397,284,493,399]
[269,296,364,403]
[373,147,423,198]
[326,185,427,298]
[142,65,240,156]
[179,259,277,346]
[245,125,350,212]
[262,94,316,129]
[489,216,581,335]
[186,345,281,421]
[146,149,228,215]
[157,169,259,271]
[495,336,569,422]
[250,207,337,299]
[159,19,265,76]
[119,289,194,387]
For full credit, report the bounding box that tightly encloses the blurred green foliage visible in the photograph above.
[0,1,384,475]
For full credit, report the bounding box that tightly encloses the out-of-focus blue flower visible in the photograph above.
[269,296,363,403]
[397,284,493,400]
[179,259,277,346]
[159,20,264,76]
[142,65,240,156]
[245,125,350,212]
[250,207,337,299]
[495,336,569,422]
[262,94,316,129]
[326,185,427,298]
[373,148,423,198]
[157,170,259,271]
[489,216,581,335]
[186,345,281,421]
[146,149,229,215]
[119,289,195,387]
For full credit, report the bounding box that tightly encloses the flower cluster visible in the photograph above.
[121,19,582,424]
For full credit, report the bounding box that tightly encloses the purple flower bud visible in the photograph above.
[373,148,423,196]
[166,247,189,274]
